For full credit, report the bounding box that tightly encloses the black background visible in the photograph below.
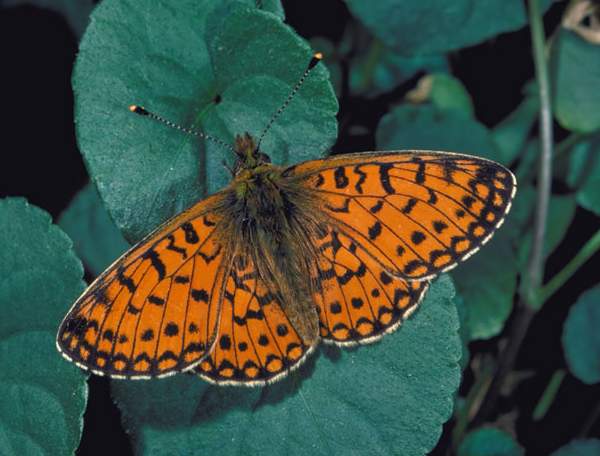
[1,1,599,454]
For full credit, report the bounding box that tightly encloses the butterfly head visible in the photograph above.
[233,132,271,173]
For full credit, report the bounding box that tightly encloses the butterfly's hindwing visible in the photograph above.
[194,253,315,385]
[312,224,428,345]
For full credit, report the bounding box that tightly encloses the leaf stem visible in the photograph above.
[580,399,600,437]
[554,132,590,159]
[533,369,566,420]
[451,361,494,450]
[472,0,553,424]
[538,229,600,304]
[358,38,384,90]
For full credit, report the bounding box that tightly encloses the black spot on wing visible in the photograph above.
[166,234,187,258]
[368,221,382,240]
[379,163,395,194]
[325,198,351,213]
[369,200,383,213]
[181,222,200,243]
[414,157,426,184]
[334,167,349,189]
[401,198,417,214]
[143,249,166,280]
[354,165,367,194]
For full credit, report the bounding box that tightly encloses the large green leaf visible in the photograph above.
[74,0,338,243]
[567,137,600,216]
[552,28,600,133]
[113,275,461,455]
[345,0,551,56]
[59,182,130,277]
[376,104,498,160]
[562,286,600,384]
[551,439,600,456]
[458,427,524,456]
[0,198,88,455]
[452,230,517,340]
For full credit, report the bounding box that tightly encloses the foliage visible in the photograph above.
[562,285,600,384]
[458,427,524,456]
[0,199,88,455]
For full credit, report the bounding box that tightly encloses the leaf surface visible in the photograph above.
[74,0,338,242]
[0,198,88,455]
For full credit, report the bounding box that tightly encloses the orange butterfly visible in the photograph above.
[57,54,516,386]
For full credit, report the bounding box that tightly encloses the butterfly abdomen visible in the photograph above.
[226,169,322,344]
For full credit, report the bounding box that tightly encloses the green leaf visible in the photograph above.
[562,285,600,384]
[376,104,499,160]
[458,427,524,456]
[454,294,470,369]
[113,275,461,455]
[552,29,600,133]
[59,183,130,277]
[516,194,577,270]
[452,230,517,340]
[502,184,536,239]
[345,0,551,56]
[492,83,540,166]
[74,0,338,243]
[551,439,600,456]
[427,73,474,117]
[0,198,88,455]
[349,38,448,97]
[567,137,600,216]
[2,0,95,38]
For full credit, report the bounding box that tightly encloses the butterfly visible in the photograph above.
[57,55,516,386]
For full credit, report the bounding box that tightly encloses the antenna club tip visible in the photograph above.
[129,105,148,116]
[308,53,323,70]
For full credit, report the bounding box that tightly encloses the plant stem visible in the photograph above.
[359,38,384,90]
[472,0,554,424]
[526,0,554,301]
[554,132,590,159]
[533,369,566,420]
[539,229,600,304]
[452,362,495,449]
[580,399,600,437]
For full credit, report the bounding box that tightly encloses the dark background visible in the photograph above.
[1,1,599,454]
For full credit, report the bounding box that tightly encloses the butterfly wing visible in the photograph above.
[312,223,428,345]
[56,193,231,379]
[285,151,517,281]
[194,253,316,386]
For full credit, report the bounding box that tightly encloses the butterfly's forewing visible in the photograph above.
[57,193,231,378]
[194,252,316,385]
[286,151,517,281]
[312,224,428,345]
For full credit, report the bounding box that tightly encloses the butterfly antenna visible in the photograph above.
[129,105,235,154]
[255,52,323,151]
